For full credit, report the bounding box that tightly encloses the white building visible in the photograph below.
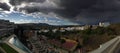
[52,29,58,33]
[99,22,110,27]
[75,27,85,30]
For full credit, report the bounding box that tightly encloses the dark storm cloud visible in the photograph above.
[57,0,98,18]
[0,3,10,11]
[9,0,46,5]
[8,0,99,17]
[9,0,62,12]
[74,10,120,24]
[0,0,120,24]
[19,6,57,14]
[58,0,120,18]
[73,0,120,24]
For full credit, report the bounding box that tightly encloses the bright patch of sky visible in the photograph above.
[0,12,79,25]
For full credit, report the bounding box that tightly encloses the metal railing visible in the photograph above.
[89,36,120,53]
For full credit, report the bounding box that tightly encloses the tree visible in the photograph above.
[60,39,66,44]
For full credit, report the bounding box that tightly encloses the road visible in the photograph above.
[0,28,14,31]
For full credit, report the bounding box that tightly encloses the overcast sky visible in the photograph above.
[0,0,120,25]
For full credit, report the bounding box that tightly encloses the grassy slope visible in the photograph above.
[0,43,18,53]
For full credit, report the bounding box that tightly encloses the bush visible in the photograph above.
[60,39,66,44]
[0,43,18,53]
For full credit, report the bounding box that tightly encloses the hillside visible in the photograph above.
[15,23,120,52]
[38,23,120,52]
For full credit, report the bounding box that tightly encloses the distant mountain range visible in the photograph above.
[16,23,50,26]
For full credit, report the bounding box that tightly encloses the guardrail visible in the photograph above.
[89,36,120,53]
[107,37,120,53]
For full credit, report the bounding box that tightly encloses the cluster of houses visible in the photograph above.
[38,22,110,33]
